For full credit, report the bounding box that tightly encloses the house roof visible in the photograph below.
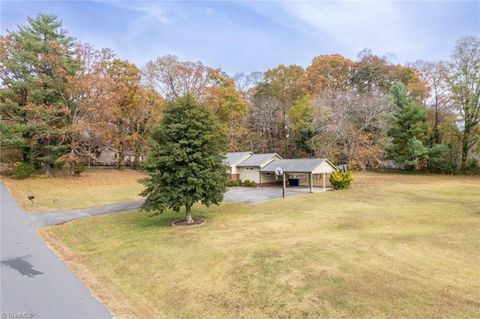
[260,158,336,173]
[237,153,281,167]
[224,152,253,166]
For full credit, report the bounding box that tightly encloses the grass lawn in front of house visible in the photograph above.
[40,172,480,318]
[2,168,147,211]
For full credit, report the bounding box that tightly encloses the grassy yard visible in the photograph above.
[41,173,480,318]
[2,168,146,211]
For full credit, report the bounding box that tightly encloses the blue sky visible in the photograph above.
[1,1,479,75]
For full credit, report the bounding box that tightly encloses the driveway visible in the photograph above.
[224,186,327,204]
[0,184,112,319]
[22,187,328,229]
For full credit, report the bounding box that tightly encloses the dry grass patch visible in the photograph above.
[42,172,480,318]
[2,168,146,211]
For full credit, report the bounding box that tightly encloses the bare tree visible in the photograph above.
[144,55,211,100]
[414,60,451,144]
[310,90,392,168]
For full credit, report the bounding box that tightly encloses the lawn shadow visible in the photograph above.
[124,206,213,229]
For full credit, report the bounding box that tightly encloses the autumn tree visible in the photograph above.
[144,55,210,99]
[446,36,480,170]
[288,96,315,156]
[62,43,115,174]
[205,69,248,150]
[107,59,163,166]
[141,94,227,224]
[310,90,392,167]
[414,60,451,145]
[301,54,353,94]
[249,64,305,155]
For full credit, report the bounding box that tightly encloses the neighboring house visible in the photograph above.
[224,152,253,180]
[96,146,144,166]
[260,158,337,190]
[236,153,283,184]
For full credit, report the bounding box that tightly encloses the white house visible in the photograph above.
[224,152,253,180]
[235,153,283,184]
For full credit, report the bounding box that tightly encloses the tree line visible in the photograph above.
[1,14,479,176]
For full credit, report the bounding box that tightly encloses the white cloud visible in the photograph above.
[243,1,449,63]
[109,1,172,39]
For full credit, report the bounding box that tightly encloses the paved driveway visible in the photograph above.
[224,186,327,204]
[0,184,112,319]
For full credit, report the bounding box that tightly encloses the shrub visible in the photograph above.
[73,163,85,176]
[330,171,353,190]
[226,179,243,187]
[463,160,480,175]
[242,179,256,187]
[12,162,35,180]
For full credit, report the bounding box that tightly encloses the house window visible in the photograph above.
[265,172,271,176]
[246,167,255,171]
[114,153,118,159]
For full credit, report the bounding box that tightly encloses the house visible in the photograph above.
[260,158,337,190]
[96,146,144,166]
[235,153,283,184]
[224,152,253,180]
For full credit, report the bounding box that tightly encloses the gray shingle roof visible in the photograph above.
[224,152,252,166]
[260,159,334,173]
[236,153,280,167]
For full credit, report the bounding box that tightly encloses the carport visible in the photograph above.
[259,159,337,196]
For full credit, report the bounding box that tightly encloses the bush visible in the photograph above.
[11,162,35,180]
[73,163,85,176]
[329,171,353,190]
[463,160,480,175]
[242,179,256,187]
[226,179,242,187]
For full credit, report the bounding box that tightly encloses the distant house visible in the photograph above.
[96,146,144,166]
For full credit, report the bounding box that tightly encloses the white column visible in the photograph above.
[282,173,286,198]
[323,173,326,190]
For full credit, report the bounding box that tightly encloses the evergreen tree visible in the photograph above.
[0,14,78,174]
[141,94,228,224]
[388,83,430,169]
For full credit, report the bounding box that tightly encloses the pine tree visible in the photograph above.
[0,14,79,174]
[141,94,228,224]
[388,83,430,169]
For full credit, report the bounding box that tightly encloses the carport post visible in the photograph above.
[309,173,313,193]
[282,173,286,198]
[259,172,262,188]
[323,173,326,190]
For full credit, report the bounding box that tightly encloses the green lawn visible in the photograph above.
[41,172,480,318]
[2,168,146,211]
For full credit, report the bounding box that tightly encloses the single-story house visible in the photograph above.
[260,158,337,191]
[96,146,144,166]
[236,153,283,184]
[224,152,253,180]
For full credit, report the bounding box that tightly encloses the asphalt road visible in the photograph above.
[0,184,112,319]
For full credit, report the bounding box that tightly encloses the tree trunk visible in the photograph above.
[44,162,52,176]
[461,124,471,170]
[69,149,75,176]
[185,204,193,224]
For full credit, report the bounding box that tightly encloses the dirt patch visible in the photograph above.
[171,217,206,226]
